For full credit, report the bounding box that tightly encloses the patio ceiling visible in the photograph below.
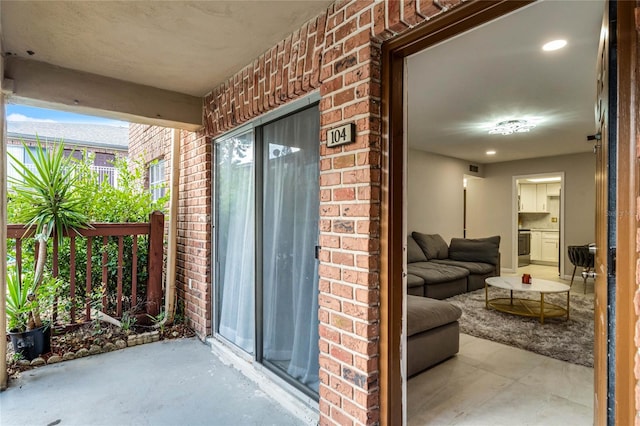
[0,1,332,129]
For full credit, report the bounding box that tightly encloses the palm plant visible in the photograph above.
[7,137,90,330]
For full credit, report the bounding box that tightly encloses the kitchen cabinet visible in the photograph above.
[518,184,548,212]
[535,184,547,212]
[542,231,559,263]
[531,230,559,263]
[519,184,537,212]
[546,183,561,196]
[530,231,542,260]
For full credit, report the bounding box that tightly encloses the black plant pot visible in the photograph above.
[9,325,51,361]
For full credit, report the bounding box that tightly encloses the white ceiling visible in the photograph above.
[407,0,605,164]
[1,1,332,97]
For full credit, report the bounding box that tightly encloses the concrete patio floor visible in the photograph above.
[0,338,309,426]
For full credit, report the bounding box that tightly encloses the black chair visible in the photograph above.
[568,245,595,293]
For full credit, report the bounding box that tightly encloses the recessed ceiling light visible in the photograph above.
[542,39,567,51]
[486,150,496,155]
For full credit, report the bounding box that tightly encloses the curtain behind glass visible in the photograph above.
[262,106,320,392]
[216,132,255,354]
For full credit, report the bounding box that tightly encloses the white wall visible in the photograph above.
[466,152,595,274]
[407,149,481,243]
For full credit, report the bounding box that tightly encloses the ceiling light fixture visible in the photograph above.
[486,150,496,155]
[488,119,536,135]
[527,177,561,183]
[542,39,567,51]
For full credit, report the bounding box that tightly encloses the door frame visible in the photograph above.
[512,172,565,276]
[380,0,636,424]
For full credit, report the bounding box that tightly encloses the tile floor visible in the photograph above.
[408,265,595,425]
[407,334,594,425]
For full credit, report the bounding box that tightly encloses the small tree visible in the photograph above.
[7,137,90,330]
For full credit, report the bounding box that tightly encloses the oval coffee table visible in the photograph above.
[485,276,570,324]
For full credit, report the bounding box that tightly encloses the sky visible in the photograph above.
[6,104,128,127]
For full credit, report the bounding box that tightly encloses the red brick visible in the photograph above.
[320,234,340,248]
[319,354,341,375]
[333,251,355,266]
[333,219,355,233]
[320,205,340,217]
[332,282,354,299]
[331,313,354,332]
[330,346,354,366]
[342,334,376,356]
[333,154,356,169]
[334,188,356,201]
[320,172,341,186]
[319,265,342,281]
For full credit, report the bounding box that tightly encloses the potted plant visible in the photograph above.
[6,266,62,360]
[6,137,89,359]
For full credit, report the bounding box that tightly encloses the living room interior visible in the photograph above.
[402,1,603,424]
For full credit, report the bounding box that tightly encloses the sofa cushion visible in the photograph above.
[407,236,428,263]
[407,274,425,288]
[407,295,462,337]
[448,236,501,265]
[412,232,449,260]
[408,262,469,284]
[431,259,495,275]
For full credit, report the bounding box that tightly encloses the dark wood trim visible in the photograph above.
[614,2,637,424]
[379,1,533,424]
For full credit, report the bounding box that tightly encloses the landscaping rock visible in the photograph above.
[30,357,45,366]
[171,331,179,338]
[76,348,90,358]
[115,339,127,350]
[47,355,63,364]
[63,352,76,361]
[18,360,31,367]
[103,343,116,352]
[89,345,102,355]
[127,335,139,346]
[151,331,160,342]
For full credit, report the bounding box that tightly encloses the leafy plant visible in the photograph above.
[7,137,90,330]
[6,266,63,332]
[120,311,137,332]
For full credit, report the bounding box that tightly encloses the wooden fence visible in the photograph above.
[6,211,164,327]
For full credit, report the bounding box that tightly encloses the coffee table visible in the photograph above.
[485,276,570,324]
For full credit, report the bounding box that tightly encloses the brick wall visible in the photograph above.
[128,124,212,338]
[202,1,462,425]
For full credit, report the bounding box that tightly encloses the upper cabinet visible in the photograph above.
[546,183,561,196]
[518,183,549,212]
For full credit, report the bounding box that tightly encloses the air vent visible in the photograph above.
[469,165,479,173]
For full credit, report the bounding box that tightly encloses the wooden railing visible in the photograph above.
[6,211,164,326]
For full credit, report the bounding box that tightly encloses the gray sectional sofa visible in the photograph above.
[406,233,500,376]
[407,233,501,299]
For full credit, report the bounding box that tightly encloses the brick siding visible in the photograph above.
[128,1,640,425]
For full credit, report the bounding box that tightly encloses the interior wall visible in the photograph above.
[466,152,595,274]
[407,149,481,243]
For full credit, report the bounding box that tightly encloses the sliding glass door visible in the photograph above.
[262,107,320,392]
[214,104,320,395]
[215,131,255,354]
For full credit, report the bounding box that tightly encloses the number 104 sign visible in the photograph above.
[327,123,356,148]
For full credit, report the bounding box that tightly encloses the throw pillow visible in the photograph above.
[407,236,428,263]
[411,232,448,260]
[448,236,501,265]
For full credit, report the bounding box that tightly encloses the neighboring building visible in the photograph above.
[7,121,128,187]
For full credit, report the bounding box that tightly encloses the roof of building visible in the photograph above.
[7,121,129,150]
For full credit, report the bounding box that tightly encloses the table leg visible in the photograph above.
[510,290,513,305]
[485,282,488,309]
[566,291,570,321]
[540,293,545,324]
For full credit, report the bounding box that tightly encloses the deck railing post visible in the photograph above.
[146,211,164,317]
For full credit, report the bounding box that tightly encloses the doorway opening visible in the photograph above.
[395,1,604,423]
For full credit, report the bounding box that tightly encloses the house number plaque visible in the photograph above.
[327,123,356,148]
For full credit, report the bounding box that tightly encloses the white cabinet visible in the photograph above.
[519,184,537,212]
[518,184,548,212]
[546,183,561,196]
[530,231,542,261]
[535,184,547,212]
[531,230,559,263]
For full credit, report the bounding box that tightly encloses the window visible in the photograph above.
[149,159,166,202]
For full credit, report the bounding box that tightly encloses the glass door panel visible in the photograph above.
[215,131,255,354]
[262,106,320,392]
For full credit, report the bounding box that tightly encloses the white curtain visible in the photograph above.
[217,132,255,354]
[262,107,320,391]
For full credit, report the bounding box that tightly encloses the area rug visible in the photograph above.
[446,288,594,367]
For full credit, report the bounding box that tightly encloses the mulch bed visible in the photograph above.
[6,321,195,380]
